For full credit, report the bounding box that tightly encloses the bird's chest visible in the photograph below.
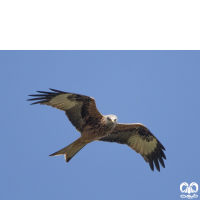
[82,123,115,141]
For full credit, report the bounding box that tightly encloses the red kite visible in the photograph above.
[28,88,166,171]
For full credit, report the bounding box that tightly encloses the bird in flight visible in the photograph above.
[28,88,166,171]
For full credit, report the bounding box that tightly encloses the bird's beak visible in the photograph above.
[111,119,115,123]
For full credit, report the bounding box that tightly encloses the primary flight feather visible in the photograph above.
[28,88,166,171]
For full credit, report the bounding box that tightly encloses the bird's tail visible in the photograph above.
[49,137,88,162]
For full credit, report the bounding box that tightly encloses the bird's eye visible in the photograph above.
[114,119,117,121]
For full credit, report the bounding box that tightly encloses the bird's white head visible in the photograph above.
[105,114,118,126]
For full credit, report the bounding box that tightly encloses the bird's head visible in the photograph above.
[105,115,118,125]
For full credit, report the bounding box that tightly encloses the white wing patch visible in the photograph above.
[41,94,79,110]
[140,138,157,155]
[128,135,157,155]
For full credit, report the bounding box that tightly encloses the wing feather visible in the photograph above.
[28,88,102,133]
[99,123,166,172]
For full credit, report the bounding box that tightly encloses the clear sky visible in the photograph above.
[0,51,200,200]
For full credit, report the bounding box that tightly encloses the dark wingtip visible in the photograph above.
[27,89,64,105]
[147,155,154,171]
[149,162,154,171]
[49,88,56,91]
[147,148,166,172]
[30,102,40,105]
[27,98,41,105]
[153,157,160,172]
[49,88,65,93]
[161,151,166,160]
[157,140,166,151]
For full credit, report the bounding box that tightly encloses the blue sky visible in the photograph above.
[0,51,200,200]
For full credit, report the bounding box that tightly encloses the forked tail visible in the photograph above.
[49,137,88,162]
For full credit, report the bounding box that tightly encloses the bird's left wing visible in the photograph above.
[99,123,166,172]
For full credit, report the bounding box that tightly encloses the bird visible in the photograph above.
[27,88,166,172]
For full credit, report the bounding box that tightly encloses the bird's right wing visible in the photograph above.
[27,88,103,133]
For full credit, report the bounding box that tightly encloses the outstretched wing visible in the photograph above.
[27,88,103,133]
[99,123,166,172]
